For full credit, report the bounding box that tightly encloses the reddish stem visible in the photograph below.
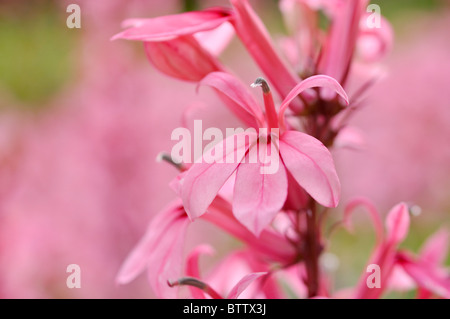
[303,202,320,297]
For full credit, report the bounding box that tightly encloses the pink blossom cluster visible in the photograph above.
[112,0,450,299]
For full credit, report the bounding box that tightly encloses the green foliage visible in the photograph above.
[0,3,77,109]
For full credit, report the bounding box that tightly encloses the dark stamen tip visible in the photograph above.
[251,77,271,94]
[156,152,183,170]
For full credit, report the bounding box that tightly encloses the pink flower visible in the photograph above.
[178,247,270,299]
[229,0,303,108]
[112,8,233,82]
[395,228,450,298]
[343,199,410,299]
[116,200,190,298]
[178,72,348,235]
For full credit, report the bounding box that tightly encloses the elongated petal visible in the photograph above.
[233,141,288,236]
[398,253,450,299]
[227,272,267,299]
[205,197,296,263]
[112,8,233,41]
[358,14,394,62]
[419,228,450,266]
[181,131,258,219]
[279,131,340,207]
[385,203,410,246]
[230,0,303,109]
[317,0,369,83]
[194,22,235,56]
[199,72,264,126]
[333,126,366,150]
[116,201,189,298]
[144,36,222,82]
[278,75,349,129]
[343,197,384,244]
[186,245,215,299]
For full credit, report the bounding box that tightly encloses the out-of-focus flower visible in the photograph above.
[344,200,410,299]
[395,228,450,298]
[112,8,233,82]
[116,201,190,298]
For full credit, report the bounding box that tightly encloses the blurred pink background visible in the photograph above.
[0,0,448,298]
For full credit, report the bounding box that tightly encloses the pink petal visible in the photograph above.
[181,132,257,220]
[387,264,416,292]
[116,201,189,298]
[358,14,394,62]
[112,8,233,41]
[186,245,215,299]
[385,203,410,245]
[199,72,265,126]
[317,0,369,83]
[144,36,222,82]
[205,198,296,263]
[233,141,288,236]
[419,228,450,266]
[283,170,309,211]
[169,170,187,197]
[279,131,340,207]
[227,272,267,299]
[230,0,303,109]
[398,253,450,299]
[343,197,384,244]
[333,126,366,150]
[194,22,235,56]
[278,75,349,129]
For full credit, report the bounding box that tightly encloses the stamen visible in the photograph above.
[251,77,278,130]
[251,77,271,94]
[156,152,184,171]
[167,277,223,299]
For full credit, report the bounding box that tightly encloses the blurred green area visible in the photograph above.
[0,1,78,110]
[374,0,441,20]
[0,0,445,110]
[328,212,450,297]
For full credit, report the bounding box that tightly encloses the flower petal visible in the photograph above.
[199,72,265,127]
[419,228,450,266]
[233,141,288,236]
[112,8,233,41]
[230,0,303,108]
[358,14,394,62]
[278,75,349,129]
[398,253,450,299]
[279,130,340,207]
[116,201,189,298]
[181,131,258,219]
[227,272,267,299]
[194,22,235,56]
[343,197,384,244]
[385,202,410,246]
[317,0,369,82]
[144,36,222,82]
[186,245,216,299]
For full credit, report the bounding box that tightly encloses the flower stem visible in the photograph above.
[304,201,320,298]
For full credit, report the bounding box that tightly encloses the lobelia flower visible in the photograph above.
[176,71,348,235]
[112,0,306,113]
[116,195,298,298]
[111,8,233,82]
[175,246,272,299]
[111,0,450,300]
[395,228,450,298]
[342,198,411,299]
[116,200,190,298]
[278,0,394,140]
